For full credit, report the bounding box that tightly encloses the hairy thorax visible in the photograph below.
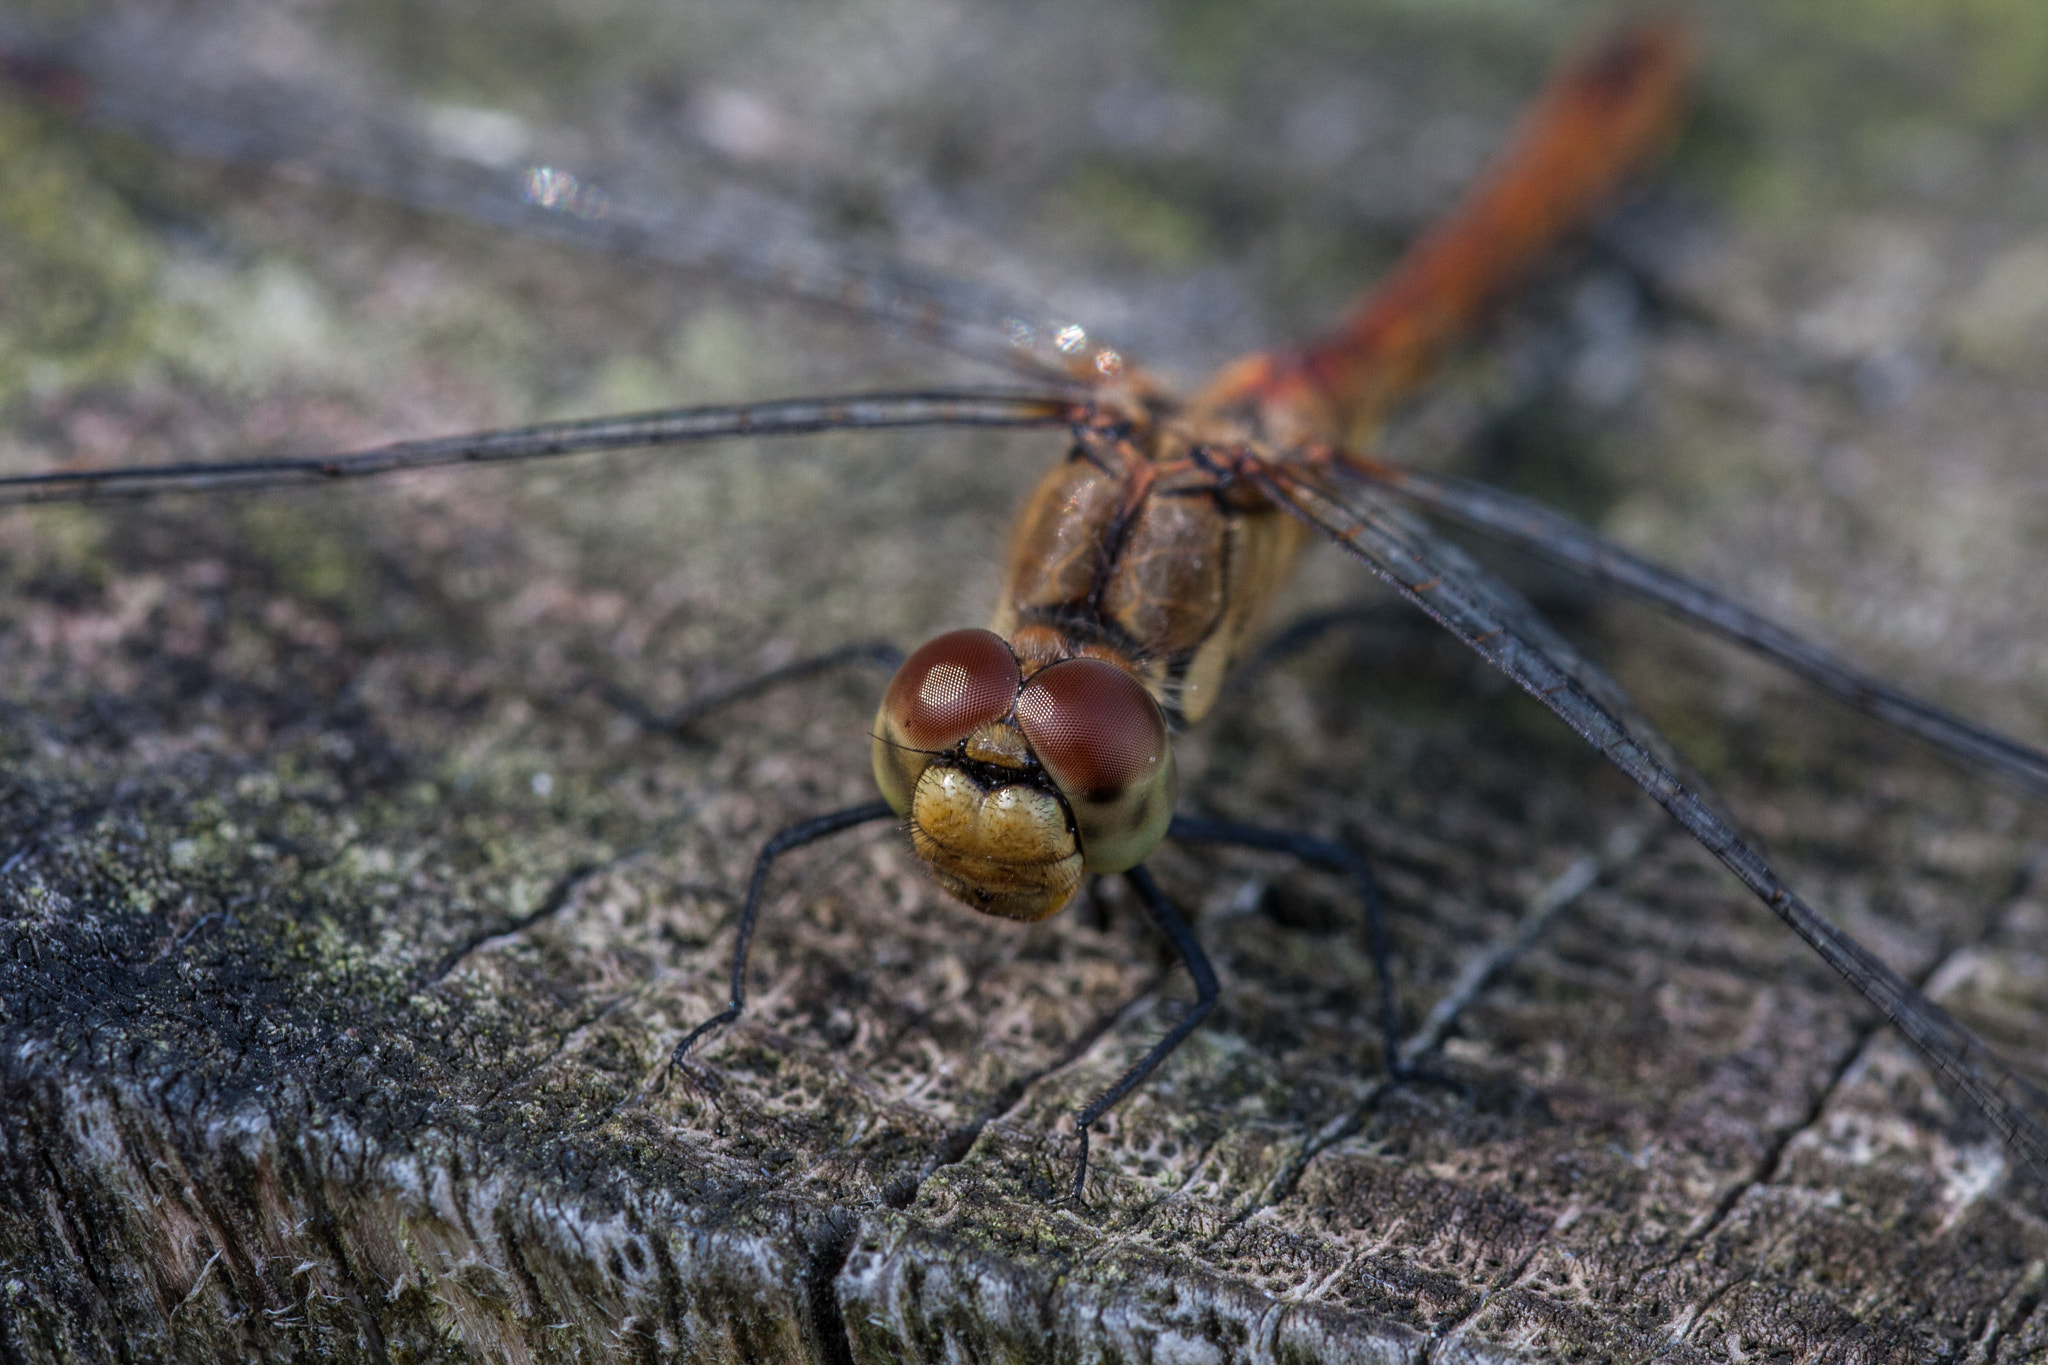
[987,395,1312,728]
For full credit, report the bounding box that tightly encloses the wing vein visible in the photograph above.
[0,389,1082,505]
[1357,459,2048,800]
[1254,457,2048,1177]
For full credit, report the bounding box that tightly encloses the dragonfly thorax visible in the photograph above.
[871,629,1177,921]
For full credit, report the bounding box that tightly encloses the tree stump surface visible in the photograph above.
[4,3,2048,1361]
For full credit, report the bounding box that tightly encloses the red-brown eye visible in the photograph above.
[882,629,1023,750]
[1014,658,1168,801]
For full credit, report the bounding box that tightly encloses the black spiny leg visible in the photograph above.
[1167,814,1408,1079]
[601,644,902,1061]
[1068,866,1221,1201]
[602,641,905,737]
[670,800,896,1069]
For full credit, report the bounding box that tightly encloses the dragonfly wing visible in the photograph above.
[1355,459,2048,801]
[1252,453,2048,1182]
[1308,462,1726,823]
[0,23,1112,384]
[0,390,1079,506]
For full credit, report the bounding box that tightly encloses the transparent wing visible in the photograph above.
[1261,455,1730,825]
[0,22,1118,383]
[0,390,1079,506]
[1354,457,2048,801]
[1250,452,2048,1180]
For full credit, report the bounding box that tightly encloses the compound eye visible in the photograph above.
[1015,658,1176,873]
[882,629,1023,750]
[1015,658,1168,800]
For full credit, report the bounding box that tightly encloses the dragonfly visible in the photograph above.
[3,9,2046,1215]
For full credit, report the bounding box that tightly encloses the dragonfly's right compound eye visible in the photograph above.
[871,629,1023,813]
[1015,657,1176,874]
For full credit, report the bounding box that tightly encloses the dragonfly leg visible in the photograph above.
[669,800,896,1071]
[1067,865,1221,1201]
[1168,814,1407,1079]
[602,641,905,736]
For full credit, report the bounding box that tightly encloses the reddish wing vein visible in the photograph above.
[1251,454,2048,1179]
[0,390,1081,506]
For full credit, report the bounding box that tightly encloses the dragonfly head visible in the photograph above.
[872,629,1177,922]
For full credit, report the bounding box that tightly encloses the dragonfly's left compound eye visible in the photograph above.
[1016,657,1177,872]
[871,629,1023,814]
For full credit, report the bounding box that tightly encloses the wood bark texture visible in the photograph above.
[4,2,2048,1361]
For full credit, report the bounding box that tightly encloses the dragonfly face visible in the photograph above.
[872,628,1176,920]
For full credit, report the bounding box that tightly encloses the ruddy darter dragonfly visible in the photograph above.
[5,22,2047,1201]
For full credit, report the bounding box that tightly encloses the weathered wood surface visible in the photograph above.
[5,2,2048,1360]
